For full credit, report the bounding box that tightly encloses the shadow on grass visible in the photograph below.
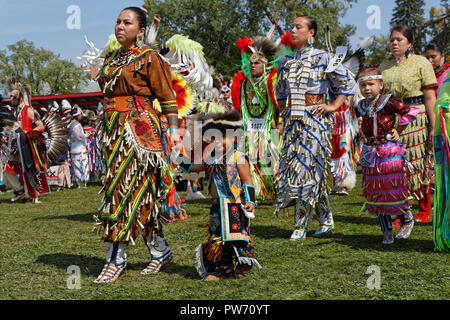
[325,232,435,253]
[35,253,105,275]
[33,212,95,222]
[35,253,199,279]
[334,214,378,226]
[162,261,199,279]
[251,224,293,239]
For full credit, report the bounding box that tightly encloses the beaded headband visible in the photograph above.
[357,75,383,83]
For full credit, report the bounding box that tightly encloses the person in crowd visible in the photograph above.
[92,5,181,283]
[275,15,356,240]
[176,110,261,280]
[380,25,437,225]
[356,67,419,244]
[231,36,280,201]
[68,106,89,188]
[424,43,449,97]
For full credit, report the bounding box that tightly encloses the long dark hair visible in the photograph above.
[390,25,413,44]
[296,15,318,37]
[425,43,444,54]
[122,6,148,29]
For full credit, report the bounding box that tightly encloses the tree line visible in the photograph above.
[0,0,447,96]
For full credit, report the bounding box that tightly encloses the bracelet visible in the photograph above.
[169,128,179,133]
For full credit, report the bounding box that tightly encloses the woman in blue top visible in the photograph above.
[276,16,356,241]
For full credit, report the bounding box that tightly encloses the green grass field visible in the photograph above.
[0,174,448,300]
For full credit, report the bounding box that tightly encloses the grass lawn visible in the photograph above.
[0,174,448,300]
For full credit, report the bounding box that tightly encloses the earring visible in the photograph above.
[307,35,315,45]
[405,45,413,57]
[136,33,145,48]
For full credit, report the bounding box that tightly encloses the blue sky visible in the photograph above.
[0,0,442,66]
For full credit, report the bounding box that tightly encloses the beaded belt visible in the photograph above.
[399,95,424,106]
[103,96,152,113]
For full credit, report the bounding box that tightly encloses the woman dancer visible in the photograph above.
[275,16,356,240]
[380,25,437,226]
[424,43,449,97]
[93,6,181,283]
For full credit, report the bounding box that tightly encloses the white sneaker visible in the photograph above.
[290,228,307,241]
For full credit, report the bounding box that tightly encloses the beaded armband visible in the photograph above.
[243,184,257,207]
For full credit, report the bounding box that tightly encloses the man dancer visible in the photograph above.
[3,81,49,203]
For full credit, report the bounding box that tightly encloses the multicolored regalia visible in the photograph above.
[433,72,450,252]
[177,111,261,279]
[329,95,358,195]
[275,36,355,239]
[93,45,179,282]
[357,94,419,237]
[3,102,50,201]
[231,36,280,201]
[196,149,261,279]
[380,54,438,220]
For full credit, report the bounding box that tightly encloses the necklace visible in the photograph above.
[244,78,268,118]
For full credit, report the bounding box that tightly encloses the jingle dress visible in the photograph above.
[275,46,355,228]
[94,45,178,244]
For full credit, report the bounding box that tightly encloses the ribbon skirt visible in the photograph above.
[362,142,410,215]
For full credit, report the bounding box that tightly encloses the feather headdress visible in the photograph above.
[236,36,279,78]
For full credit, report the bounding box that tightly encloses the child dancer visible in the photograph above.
[176,110,261,280]
[356,68,419,244]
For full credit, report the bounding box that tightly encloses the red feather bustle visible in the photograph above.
[235,37,253,53]
[231,71,247,111]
